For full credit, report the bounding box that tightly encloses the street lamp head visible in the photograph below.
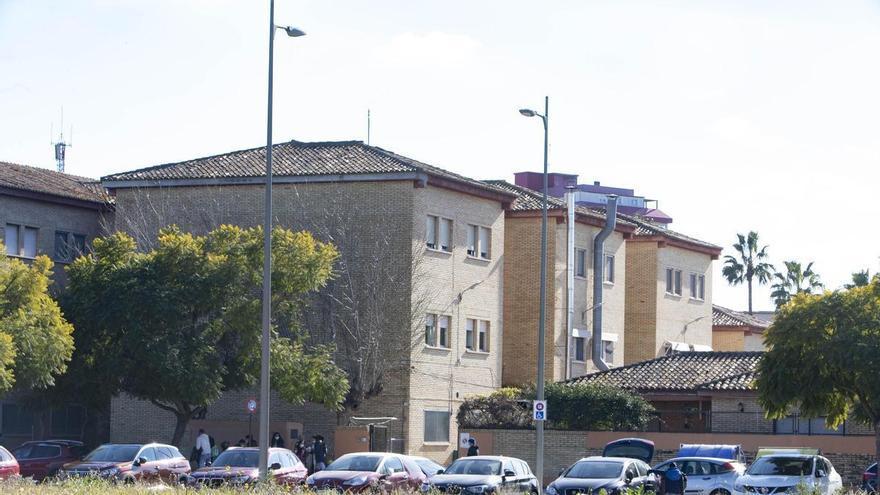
[281,26,306,37]
[519,108,538,117]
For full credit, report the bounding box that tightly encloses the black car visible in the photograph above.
[545,456,657,495]
[423,456,539,494]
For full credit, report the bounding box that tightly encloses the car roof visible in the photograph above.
[581,456,631,463]
[662,457,739,463]
[453,455,510,461]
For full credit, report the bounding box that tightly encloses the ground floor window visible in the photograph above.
[1,403,33,435]
[424,411,450,442]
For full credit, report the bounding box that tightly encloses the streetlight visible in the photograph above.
[261,0,305,481]
[519,96,548,487]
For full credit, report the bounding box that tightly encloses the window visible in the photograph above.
[426,216,452,252]
[4,224,18,256]
[425,314,436,346]
[690,273,698,298]
[23,227,37,258]
[666,268,682,295]
[698,275,705,300]
[478,320,489,352]
[604,254,615,283]
[575,248,586,277]
[383,456,405,473]
[689,274,706,300]
[603,340,614,363]
[573,337,586,362]
[139,447,158,462]
[424,411,450,442]
[157,447,174,460]
[51,405,85,437]
[1,403,33,435]
[425,314,450,349]
[465,318,490,352]
[467,224,491,260]
[54,231,87,262]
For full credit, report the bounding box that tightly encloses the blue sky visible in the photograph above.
[2,0,879,311]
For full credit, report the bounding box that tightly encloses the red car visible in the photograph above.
[185,447,307,487]
[0,445,20,479]
[59,443,190,483]
[12,440,86,481]
[306,453,427,492]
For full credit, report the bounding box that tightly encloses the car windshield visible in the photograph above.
[416,458,444,475]
[565,461,624,479]
[83,445,141,463]
[748,457,813,476]
[212,449,259,468]
[325,455,382,472]
[445,459,502,476]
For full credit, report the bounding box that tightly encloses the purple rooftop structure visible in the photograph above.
[513,171,673,226]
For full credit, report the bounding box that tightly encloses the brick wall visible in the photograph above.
[713,328,746,351]
[624,242,658,364]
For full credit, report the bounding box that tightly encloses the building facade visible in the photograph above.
[712,305,769,352]
[100,140,513,462]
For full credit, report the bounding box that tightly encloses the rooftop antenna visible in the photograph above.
[367,108,371,145]
[51,107,72,173]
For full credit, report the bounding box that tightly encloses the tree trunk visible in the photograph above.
[747,279,753,314]
[172,411,190,447]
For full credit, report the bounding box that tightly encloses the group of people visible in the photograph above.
[192,429,327,471]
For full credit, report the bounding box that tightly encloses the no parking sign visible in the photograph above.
[532,400,547,421]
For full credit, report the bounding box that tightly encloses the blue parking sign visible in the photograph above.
[533,400,547,421]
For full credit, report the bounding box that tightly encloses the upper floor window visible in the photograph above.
[5,224,37,258]
[698,275,705,300]
[54,231,86,262]
[666,268,682,296]
[604,254,615,283]
[425,313,450,348]
[466,225,491,260]
[689,273,706,300]
[573,336,586,362]
[426,215,452,252]
[465,318,490,352]
[575,248,587,278]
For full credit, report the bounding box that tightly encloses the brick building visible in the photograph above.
[712,305,769,351]
[485,180,637,385]
[100,139,515,462]
[0,161,112,446]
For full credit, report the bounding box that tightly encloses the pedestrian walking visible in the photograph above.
[466,438,480,457]
[237,438,247,448]
[271,432,285,448]
[663,462,687,495]
[312,435,327,471]
[294,440,305,462]
[195,429,212,468]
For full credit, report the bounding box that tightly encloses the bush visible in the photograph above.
[457,383,655,431]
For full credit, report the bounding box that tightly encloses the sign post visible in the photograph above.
[533,400,547,421]
[247,398,258,443]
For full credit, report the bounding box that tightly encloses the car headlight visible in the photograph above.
[466,485,491,493]
[421,483,432,492]
[101,467,120,477]
[344,475,370,486]
[307,475,316,485]
[734,482,744,492]
[545,485,558,495]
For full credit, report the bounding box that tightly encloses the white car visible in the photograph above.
[653,457,746,495]
[734,454,843,495]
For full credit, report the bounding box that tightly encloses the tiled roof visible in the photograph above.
[713,305,770,330]
[568,351,763,392]
[102,140,515,199]
[0,161,109,205]
[483,180,637,228]
[623,214,722,252]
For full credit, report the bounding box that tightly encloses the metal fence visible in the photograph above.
[644,410,871,436]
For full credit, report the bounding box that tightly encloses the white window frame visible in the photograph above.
[426,215,452,253]
[575,248,587,278]
[478,320,489,352]
[572,336,586,362]
[5,223,38,259]
[425,313,451,349]
[424,410,450,443]
[466,224,491,260]
[603,339,614,363]
[666,268,682,296]
[698,275,706,300]
[604,253,615,284]
[465,318,475,351]
[425,314,436,347]
[465,318,490,353]
[689,273,698,299]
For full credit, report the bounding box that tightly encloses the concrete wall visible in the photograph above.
[744,332,766,351]
[655,245,713,354]
[408,184,506,463]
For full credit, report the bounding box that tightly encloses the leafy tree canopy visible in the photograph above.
[757,277,880,465]
[64,226,349,444]
[0,247,74,393]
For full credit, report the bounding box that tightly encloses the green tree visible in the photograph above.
[770,260,823,308]
[0,246,74,393]
[65,226,349,445]
[756,278,880,471]
[845,269,873,289]
[722,232,774,314]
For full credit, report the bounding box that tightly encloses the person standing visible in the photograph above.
[313,435,327,471]
[195,429,212,468]
[663,462,687,495]
[466,438,480,457]
[271,432,285,448]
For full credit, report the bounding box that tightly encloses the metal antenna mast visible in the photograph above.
[51,107,72,173]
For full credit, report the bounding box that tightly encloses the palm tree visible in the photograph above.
[770,260,824,308]
[722,231,774,314]
[844,269,871,289]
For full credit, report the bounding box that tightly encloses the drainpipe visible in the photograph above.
[592,195,618,371]
[565,187,576,380]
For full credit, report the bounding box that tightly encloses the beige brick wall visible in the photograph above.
[407,185,505,462]
[655,245,713,354]
[712,329,746,351]
[624,241,659,364]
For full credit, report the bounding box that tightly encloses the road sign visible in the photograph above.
[246,398,257,414]
[533,400,547,421]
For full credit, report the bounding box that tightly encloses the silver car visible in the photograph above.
[653,457,746,495]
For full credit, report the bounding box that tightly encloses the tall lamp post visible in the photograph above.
[261,0,305,480]
[519,96,549,486]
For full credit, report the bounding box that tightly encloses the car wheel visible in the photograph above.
[710,489,730,495]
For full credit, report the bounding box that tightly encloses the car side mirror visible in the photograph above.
[625,473,634,483]
[270,462,282,471]
[504,469,516,477]
[134,457,147,467]
[559,468,566,476]
[379,474,389,481]
[436,469,444,475]
[816,470,826,478]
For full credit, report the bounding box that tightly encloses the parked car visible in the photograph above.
[306,452,427,492]
[0,445,19,480]
[653,457,746,495]
[754,447,819,459]
[603,438,655,463]
[863,463,877,493]
[733,454,842,495]
[410,455,445,477]
[12,440,86,481]
[58,443,190,483]
[677,444,745,464]
[425,455,538,494]
[183,447,306,487]
[545,456,656,495]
